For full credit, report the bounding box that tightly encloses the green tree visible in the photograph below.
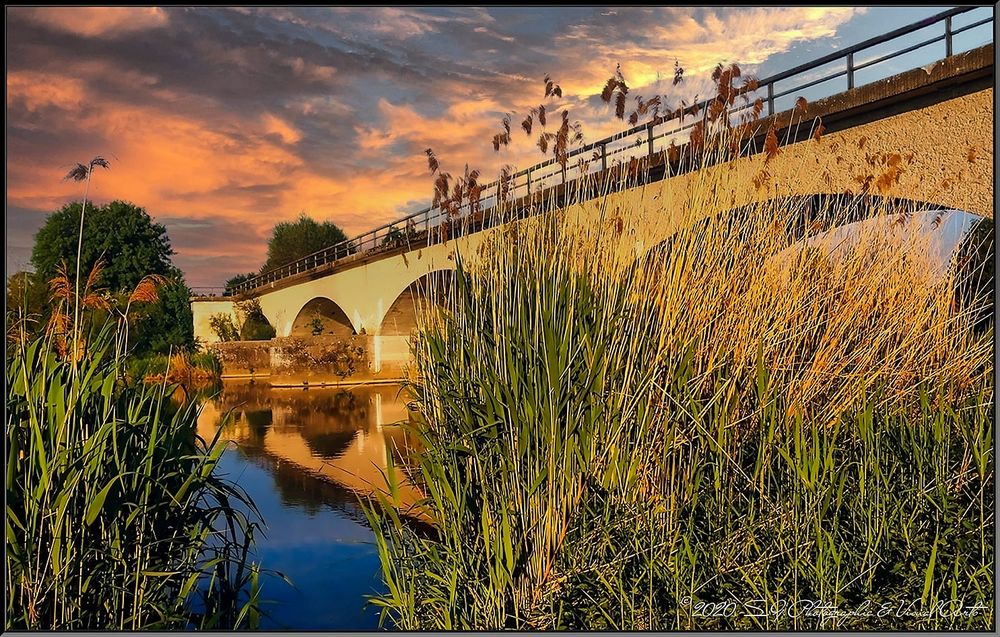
[224,272,258,293]
[29,200,194,355]
[262,213,350,273]
[32,200,173,291]
[131,269,196,354]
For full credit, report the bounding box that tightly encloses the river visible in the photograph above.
[195,380,420,630]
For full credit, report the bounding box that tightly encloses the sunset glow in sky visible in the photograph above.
[6,6,978,286]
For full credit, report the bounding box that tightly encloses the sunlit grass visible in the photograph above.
[363,121,993,629]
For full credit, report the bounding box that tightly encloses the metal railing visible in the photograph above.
[228,6,992,296]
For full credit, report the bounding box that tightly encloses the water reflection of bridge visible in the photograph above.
[196,382,427,522]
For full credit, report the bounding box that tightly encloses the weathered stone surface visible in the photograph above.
[210,340,271,378]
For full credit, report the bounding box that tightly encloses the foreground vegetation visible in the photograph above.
[128,350,222,385]
[6,157,266,630]
[6,323,265,629]
[364,122,994,629]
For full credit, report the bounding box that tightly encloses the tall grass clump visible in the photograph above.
[6,322,264,630]
[364,117,993,629]
[7,268,265,629]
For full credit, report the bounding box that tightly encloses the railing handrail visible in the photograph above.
[228,6,991,296]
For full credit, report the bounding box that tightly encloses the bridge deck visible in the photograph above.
[205,39,992,302]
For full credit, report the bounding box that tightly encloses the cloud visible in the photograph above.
[7,6,873,286]
[554,7,861,96]
[13,7,169,38]
[6,71,86,114]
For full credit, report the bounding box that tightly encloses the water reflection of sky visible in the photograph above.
[214,452,385,630]
[198,383,416,630]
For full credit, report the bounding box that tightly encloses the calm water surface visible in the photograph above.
[196,381,418,630]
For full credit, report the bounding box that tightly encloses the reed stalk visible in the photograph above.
[364,119,994,630]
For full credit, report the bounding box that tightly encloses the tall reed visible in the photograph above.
[364,121,994,629]
[5,320,264,629]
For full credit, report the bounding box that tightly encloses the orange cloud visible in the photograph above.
[7,6,878,286]
[558,7,862,96]
[14,7,169,37]
[7,71,86,114]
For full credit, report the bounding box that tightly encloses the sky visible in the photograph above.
[5,6,990,287]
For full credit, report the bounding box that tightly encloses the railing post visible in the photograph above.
[847,52,855,90]
[526,168,532,194]
[766,82,775,116]
[945,15,953,56]
[601,142,607,173]
[647,125,654,157]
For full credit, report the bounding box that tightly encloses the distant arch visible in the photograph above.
[290,297,356,338]
[379,270,456,336]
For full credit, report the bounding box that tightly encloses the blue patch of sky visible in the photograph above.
[755,7,991,114]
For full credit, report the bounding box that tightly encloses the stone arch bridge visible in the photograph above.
[192,19,992,382]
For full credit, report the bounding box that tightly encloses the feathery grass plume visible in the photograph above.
[63,156,111,369]
[764,127,780,162]
[128,273,168,307]
[812,116,826,142]
[46,261,110,360]
[365,89,993,629]
[543,73,562,98]
[673,59,684,85]
[601,64,630,121]
[425,148,439,174]
[537,133,549,154]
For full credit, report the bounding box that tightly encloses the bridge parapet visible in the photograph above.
[225,6,993,298]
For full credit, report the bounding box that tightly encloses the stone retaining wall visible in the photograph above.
[210,340,271,378]
[209,335,414,386]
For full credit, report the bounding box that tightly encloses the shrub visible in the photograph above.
[241,318,276,341]
[209,313,240,342]
[235,299,276,341]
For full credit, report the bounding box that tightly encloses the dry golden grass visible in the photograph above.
[368,66,993,630]
[127,274,168,306]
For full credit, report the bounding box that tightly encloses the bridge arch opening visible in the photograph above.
[379,270,456,336]
[637,194,989,266]
[290,297,356,338]
[633,194,993,332]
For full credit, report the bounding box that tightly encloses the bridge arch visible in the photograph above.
[289,296,357,338]
[635,193,988,267]
[630,194,993,326]
[378,269,456,336]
